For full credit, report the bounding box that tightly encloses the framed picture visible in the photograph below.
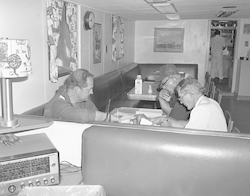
[93,23,102,64]
[243,24,250,34]
[154,28,184,53]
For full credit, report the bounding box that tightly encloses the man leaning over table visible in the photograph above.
[44,69,119,123]
[151,77,227,132]
[158,73,190,121]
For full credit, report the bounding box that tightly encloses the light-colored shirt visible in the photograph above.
[185,95,227,132]
[210,35,225,55]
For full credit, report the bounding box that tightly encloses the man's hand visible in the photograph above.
[0,134,22,146]
[150,116,168,126]
[159,89,171,102]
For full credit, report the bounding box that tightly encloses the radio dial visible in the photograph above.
[21,183,26,189]
[28,182,33,187]
[8,185,16,193]
[51,177,55,183]
[36,180,41,186]
[44,179,48,185]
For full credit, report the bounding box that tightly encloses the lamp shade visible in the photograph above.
[0,38,32,78]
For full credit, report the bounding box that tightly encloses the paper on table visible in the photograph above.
[140,118,153,125]
[135,109,163,119]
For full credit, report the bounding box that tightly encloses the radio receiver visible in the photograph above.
[0,133,60,196]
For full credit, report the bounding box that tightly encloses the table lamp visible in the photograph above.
[0,38,32,128]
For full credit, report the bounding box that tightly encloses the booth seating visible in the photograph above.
[22,63,198,116]
[82,124,250,196]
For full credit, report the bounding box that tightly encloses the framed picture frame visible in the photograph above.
[243,24,250,34]
[93,23,102,64]
[154,28,184,53]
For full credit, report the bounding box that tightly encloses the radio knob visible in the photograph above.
[44,179,48,185]
[28,182,33,187]
[51,177,55,183]
[36,180,41,186]
[8,185,16,193]
[21,183,26,189]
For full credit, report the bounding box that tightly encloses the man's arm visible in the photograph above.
[166,117,188,128]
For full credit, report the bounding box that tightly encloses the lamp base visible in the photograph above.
[0,118,19,128]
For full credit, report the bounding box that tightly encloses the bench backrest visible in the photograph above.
[138,63,198,79]
[91,70,123,112]
[82,125,250,196]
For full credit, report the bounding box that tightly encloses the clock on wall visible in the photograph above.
[83,11,95,30]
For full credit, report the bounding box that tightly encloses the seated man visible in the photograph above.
[152,77,227,132]
[44,69,119,123]
[158,73,190,121]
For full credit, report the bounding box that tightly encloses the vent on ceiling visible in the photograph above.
[216,9,238,18]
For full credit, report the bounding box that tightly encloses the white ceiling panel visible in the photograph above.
[74,0,250,20]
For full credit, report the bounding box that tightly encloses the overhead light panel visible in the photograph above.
[165,13,180,20]
[144,0,168,3]
[152,2,177,14]
[216,10,238,18]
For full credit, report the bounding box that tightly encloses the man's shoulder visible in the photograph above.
[196,96,212,107]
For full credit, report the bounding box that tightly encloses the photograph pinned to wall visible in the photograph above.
[93,23,102,64]
[154,28,184,53]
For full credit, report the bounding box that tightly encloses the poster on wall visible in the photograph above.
[154,28,184,53]
[93,23,102,64]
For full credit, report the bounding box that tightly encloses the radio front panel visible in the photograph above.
[0,133,60,196]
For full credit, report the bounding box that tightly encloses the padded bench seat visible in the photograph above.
[22,63,198,117]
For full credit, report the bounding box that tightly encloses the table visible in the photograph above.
[145,65,185,82]
[127,81,159,108]
[145,70,161,81]
[127,81,159,101]
[111,107,163,125]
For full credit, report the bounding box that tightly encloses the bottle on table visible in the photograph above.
[148,85,152,94]
[135,75,142,94]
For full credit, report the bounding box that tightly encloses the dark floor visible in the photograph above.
[216,80,250,134]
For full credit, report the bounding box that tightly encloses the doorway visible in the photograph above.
[209,20,237,95]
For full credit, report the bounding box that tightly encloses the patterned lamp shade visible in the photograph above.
[0,38,32,78]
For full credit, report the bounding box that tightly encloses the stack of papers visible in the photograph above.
[116,109,163,125]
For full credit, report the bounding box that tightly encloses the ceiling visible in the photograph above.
[73,0,250,21]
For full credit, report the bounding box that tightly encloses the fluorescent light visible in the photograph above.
[216,10,238,18]
[152,3,177,14]
[152,2,171,7]
[144,0,168,3]
[165,13,181,20]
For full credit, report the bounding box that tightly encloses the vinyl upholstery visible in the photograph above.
[82,125,250,196]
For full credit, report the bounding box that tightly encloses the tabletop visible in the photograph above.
[127,81,159,101]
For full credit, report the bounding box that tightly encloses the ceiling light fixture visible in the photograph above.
[216,10,238,18]
[144,0,168,3]
[165,13,181,20]
[152,2,177,14]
